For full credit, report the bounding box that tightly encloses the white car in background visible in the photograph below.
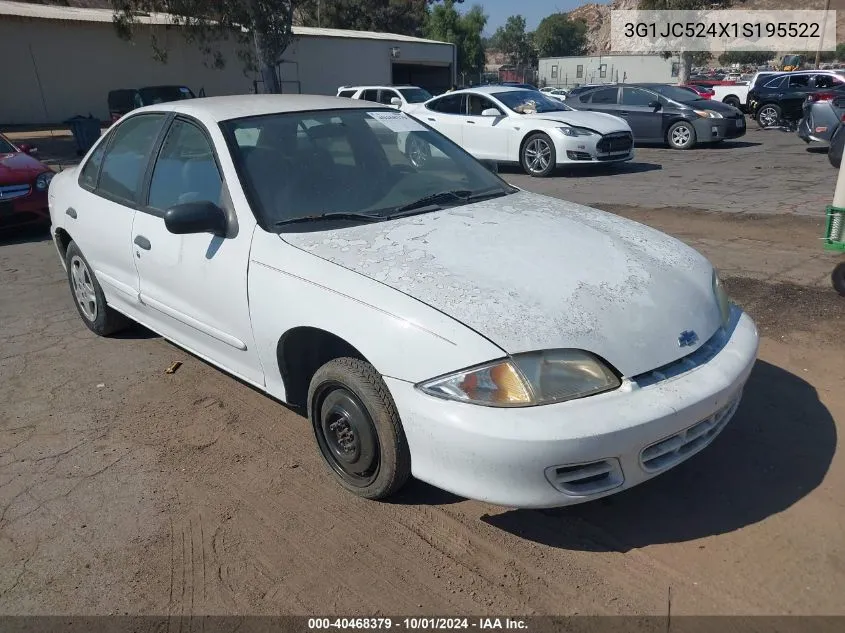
[337,85,432,111]
[404,86,634,176]
[47,95,758,508]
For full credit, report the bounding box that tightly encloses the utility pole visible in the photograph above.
[318,0,321,27]
[815,0,831,69]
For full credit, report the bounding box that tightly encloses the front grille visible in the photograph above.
[545,458,624,496]
[632,328,725,388]
[597,132,633,153]
[566,151,592,161]
[0,184,31,201]
[640,394,741,473]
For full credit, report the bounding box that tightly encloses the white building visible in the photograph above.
[539,54,681,89]
[0,0,456,125]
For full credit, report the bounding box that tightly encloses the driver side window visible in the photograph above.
[467,95,501,116]
[621,87,656,106]
[147,119,223,211]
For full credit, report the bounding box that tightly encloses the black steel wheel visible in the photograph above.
[308,358,411,499]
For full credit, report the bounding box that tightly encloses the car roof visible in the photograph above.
[450,85,534,96]
[131,94,377,122]
[339,85,420,90]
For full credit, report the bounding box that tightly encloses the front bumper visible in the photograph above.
[0,187,49,230]
[692,116,746,143]
[387,306,759,508]
[552,129,634,164]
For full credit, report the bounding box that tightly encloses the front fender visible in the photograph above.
[248,229,505,402]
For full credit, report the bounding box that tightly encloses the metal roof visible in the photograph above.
[0,0,450,45]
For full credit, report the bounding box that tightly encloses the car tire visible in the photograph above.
[406,135,431,168]
[832,262,845,297]
[521,132,556,177]
[308,357,411,500]
[723,96,741,109]
[667,121,696,150]
[65,241,130,336]
[756,103,781,129]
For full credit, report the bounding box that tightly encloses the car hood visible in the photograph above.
[0,152,48,185]
[520,110,630,134]
[281,192,722,379]
[681,99,741,116]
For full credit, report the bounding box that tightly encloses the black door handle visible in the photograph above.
[133,235,151,250]
[619,111,630,116]
[426,117,436,122]
[65,208,77,219]
[466,120,476,124]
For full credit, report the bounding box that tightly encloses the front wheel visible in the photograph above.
[667,121,696,150]
[756,104,781,129]
[521,132,556,177]
[65,241,129,336]
[832,262,845,297]
[308,358,411,500]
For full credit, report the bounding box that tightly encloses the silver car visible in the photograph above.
[798,87,845,144]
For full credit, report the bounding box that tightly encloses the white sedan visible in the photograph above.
[404,86,635,176]
[48,95,758,508]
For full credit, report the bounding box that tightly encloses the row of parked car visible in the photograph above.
[338,81,745,177]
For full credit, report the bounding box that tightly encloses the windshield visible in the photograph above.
[398,87,432,103]
[222,108,514,230]
[492,90,572,113]
[0,135,17,154]
[650,85,704,103]
[139,86,195,105]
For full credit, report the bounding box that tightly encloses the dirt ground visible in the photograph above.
[1,203,843,617]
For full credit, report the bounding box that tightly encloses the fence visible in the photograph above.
[458,67,539,88]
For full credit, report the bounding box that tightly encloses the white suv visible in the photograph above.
[336,85,433,111]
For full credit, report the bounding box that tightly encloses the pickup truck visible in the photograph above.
[709,72,781,111]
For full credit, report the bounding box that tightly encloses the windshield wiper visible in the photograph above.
[274,212,383,228]
[388,188,511,219]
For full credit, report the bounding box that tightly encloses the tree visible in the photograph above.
[532,13,587,58]
[425,1,486,78]
[639,0,744,84]
[489,15,533,67]
[718,51,775,67]
[296,0,454,37]
[111,0,295,94]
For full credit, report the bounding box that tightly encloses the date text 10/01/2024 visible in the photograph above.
[622,21,821,39]
[308,618,529,630]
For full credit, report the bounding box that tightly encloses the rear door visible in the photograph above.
[66,113,168,316]
[620,87,662,141]
[420,94,466,145]
[131,116,263,385]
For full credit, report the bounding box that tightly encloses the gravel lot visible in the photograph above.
[1,124,843,617]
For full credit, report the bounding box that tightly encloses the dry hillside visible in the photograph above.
[568,0,844,55]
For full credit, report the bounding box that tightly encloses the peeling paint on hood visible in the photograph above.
[281,192,721,378]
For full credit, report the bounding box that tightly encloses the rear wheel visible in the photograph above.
[832,262,845,297]
[521,133,556,177]
[723,96,741,109]
[65,241,129,336]
[756,104,781,128]
[308,358,411,500]
[667,121,696,149]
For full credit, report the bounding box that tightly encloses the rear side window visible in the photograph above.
[361,89,379,102]
[763,76,785,89]
[338,90,356,98]
[589,87,619,104]
[79,139,108,191]
[96,114,166,204]
[426,94,464,114]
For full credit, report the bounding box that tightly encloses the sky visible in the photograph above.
[468,0,611,35]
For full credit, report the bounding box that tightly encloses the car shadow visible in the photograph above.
[557,162,663,178]
[0,226,51,246]
[703,140,763,149]
[806,145,829,154]
[387,478,465,506]
[111,323,161,340]
[480,360,835,551]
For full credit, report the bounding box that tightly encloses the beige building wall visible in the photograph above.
[0,15,455,125]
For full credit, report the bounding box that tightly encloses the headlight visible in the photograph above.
[712,269,731,329]
[693,110,723,119]
[35,171,54,191]
[559,126,596,137]
[417,349,621,407]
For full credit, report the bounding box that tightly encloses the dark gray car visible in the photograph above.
[798,86,845,145]
[565,83,746,149]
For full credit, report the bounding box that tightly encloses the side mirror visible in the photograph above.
[390,97,402,107]
[479,159,498,174]
[18,143,37,155]
[648,100,662,111]
[481,108,501,117]
[164,201,227,236]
